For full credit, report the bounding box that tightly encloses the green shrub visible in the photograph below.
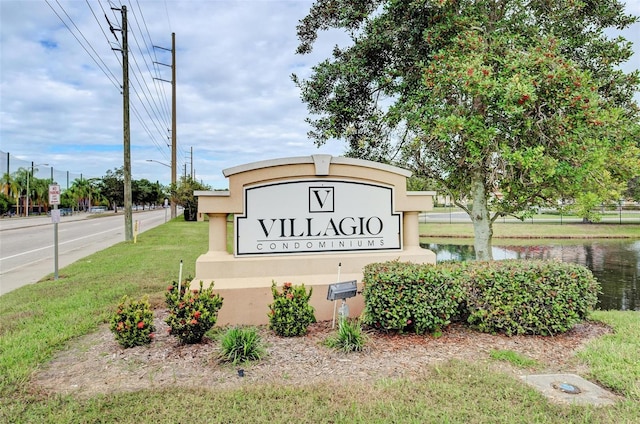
[268,281,316,337]
[0,192,15,216]
[110,295,155,348]
[324,319,368,352]
[165,280,223,344]
[219,327,266,365]
[462,260,600,336]
[362,261,464,334]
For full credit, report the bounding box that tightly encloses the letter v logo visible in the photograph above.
[309,186,334,212]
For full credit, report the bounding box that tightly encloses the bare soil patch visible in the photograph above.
[32,309,611,398]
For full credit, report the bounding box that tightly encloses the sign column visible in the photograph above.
[49,184,61,280]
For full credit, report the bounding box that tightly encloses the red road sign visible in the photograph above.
[49,184,61,205]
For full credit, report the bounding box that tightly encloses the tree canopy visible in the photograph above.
[294,0,640,259]
[99,168,125,211]
[0,167,172,216]
[171,175,211,221]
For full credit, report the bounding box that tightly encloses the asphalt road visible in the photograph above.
[0,208,173,295]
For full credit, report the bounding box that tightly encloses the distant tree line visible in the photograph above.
[0,166,210,217]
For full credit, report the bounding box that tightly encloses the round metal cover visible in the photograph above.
[552,382,582,394]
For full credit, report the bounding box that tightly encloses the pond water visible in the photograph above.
[422,240,640,311]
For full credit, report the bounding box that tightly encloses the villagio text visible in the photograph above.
[235,180,402,256]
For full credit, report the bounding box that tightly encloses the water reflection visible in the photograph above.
[422,240,639,311]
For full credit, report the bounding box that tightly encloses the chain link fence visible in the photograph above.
[0,150,96,191]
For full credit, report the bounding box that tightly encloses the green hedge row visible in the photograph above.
[361,259,600,336]
[461,260,600,335]
[361,261,464,334]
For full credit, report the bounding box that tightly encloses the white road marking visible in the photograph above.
[0,227,120,261]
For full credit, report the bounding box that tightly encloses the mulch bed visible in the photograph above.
[32,309,612,398]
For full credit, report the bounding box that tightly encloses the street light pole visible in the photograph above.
[147,159,172,221]
[26,166,29,217]
[146,159,170,168]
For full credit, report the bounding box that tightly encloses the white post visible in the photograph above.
[25,172,29,217]
[178,259,183,294]
[331,262,342,329]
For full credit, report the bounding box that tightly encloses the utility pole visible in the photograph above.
[122,5,133,241]
[4,153,9,197]
[108,5,133,240]
[171,32,176,219]
[153,33,177,219]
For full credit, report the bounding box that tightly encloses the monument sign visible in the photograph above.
[194,154,435,325]
[236,180,401,255]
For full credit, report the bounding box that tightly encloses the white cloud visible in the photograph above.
[1,1,638,189]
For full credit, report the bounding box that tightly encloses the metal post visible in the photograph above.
[52,166,58,279]
[26,173,29,217]
[49,183,60,280]
[54,203,59,280]
[26,161,33,217]
[620,200,623,225]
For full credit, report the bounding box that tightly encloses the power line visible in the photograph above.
[46,0,120,90]
[101,1,170,157]
[47,0,178,173]
[111,1,173,160]
[128,6,171,127]
[133,0,172,123]
[100,0,173,161]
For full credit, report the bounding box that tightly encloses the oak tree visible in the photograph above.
[294,0,640,259]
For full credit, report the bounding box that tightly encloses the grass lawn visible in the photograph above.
[1,219,639,423]
[420,221,640,240]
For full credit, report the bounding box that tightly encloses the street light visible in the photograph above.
[146,159,175,220]
[26,162,48,217]
[146,159,171,168]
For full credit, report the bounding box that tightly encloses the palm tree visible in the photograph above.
[1,172,19,199]
[32,176,52,214]
[68,177,103,212]
[1,172,20,215]
[87,178,106,209]
[10,168,29,216]
[68,178,90,212]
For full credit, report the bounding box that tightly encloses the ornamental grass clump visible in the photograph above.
[268,281,316,337]
[219,327,266,365]
[110,295,155,348]
[165,279,223,344]
[324,318,368,353]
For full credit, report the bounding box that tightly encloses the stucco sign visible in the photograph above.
[235,179,402,256]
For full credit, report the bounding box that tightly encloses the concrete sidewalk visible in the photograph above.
[0,208,172,232]
[0,212,89,231]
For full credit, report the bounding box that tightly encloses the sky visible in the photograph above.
[1,0,639,189]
